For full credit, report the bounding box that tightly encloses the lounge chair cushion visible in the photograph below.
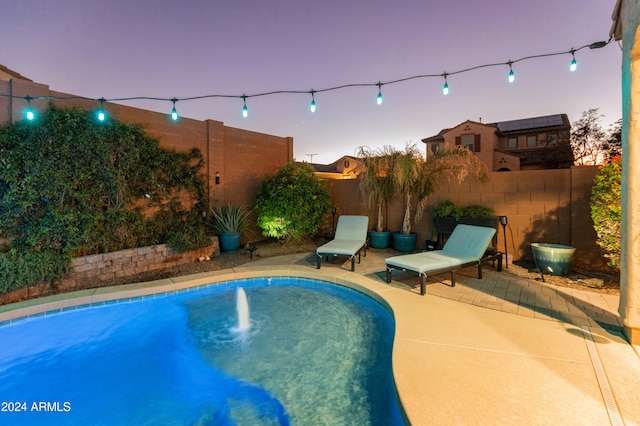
[317,239,367,256]
[384,224,497,294]
[440,224,496,259]
[316,215,369,271]
[385,251,478,274]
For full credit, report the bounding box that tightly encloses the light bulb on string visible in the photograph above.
[310,90,316,113]
[242,95,248,118]
[96,98,106,122]
[170,98,178,121]
[442,74,449,96]
[508,62,515,83]
[376,83,383,105]
[25,95,35,121]
[570,50,577,72]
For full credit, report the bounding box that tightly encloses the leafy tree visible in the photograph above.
[591,156,621,269]
[255,161,331,239]
[603,118,622,161]
[571,108,607,165]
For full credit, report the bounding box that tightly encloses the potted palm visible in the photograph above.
[356,145,399,248]
[392,143,488,252]
[207,203,251,253]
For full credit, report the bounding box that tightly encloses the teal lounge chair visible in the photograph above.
[385,224,499,295]
[316,215,369,271]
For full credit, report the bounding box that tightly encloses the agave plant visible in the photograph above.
[207,203,251,235]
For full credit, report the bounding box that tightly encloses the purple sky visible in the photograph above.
[2,0,621,164]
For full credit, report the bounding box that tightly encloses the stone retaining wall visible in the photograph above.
[0,237,219,305]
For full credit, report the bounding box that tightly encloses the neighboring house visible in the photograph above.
[306,155,362,179]
[421,114,574,171]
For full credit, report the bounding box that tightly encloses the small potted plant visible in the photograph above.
[432,199,461,235]
[207,203,251,253]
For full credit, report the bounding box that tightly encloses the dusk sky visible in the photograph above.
[2,0,621,164]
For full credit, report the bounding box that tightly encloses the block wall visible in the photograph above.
[324,166,606,270]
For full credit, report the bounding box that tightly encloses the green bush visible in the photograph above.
[0,250,72,293]
[460,205,496,219]
[0,105,210,290]
[256,161,331,239]
[591,156,621,269]
[432,199,462,218]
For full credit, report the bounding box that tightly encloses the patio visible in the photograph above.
[1,248,639,425]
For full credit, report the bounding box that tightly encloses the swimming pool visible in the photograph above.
[0,277,405,425]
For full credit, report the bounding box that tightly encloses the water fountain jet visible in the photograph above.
[235,287,250,332]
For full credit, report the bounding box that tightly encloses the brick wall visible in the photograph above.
[0,238,219,306]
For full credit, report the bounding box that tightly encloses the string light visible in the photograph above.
[310,90,316,113]
[442,74,449,95]
[96,98,106,122]
[170,98,178,121]
[25,95,35,121]
[2,40,610,122]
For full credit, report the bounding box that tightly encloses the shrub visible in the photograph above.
[0,250,72,293]
[460,205,496,219]
[591,156,621,269]
[432,199,462,219]
[256,161,331,239]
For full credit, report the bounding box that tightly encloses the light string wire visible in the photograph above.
[0,40,611,116]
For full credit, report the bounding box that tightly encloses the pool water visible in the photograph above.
[0,278,404,425]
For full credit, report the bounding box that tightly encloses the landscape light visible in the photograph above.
[170,98,178,121]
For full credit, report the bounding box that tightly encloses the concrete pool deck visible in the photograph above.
[1,249,639,425]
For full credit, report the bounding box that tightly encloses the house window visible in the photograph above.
[429,142,444,154]
[508,137,518,149]
[456,134,481,152]
[547,134,558,146]
[461,134,475,151]
[527,135,537,148]
[344,160,350,168]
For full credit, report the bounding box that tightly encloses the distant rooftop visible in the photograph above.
[494,114,567,133]
[0,64,32,82]
[422,113,569,142]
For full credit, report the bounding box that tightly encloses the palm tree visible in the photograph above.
[394,143,488,235]
[356,145,399,232]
